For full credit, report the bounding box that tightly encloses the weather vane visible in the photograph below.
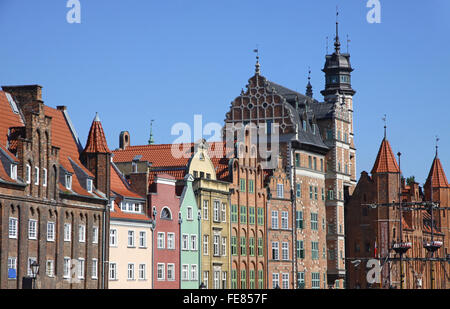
[382,114,387,139]
[436,135,440,156]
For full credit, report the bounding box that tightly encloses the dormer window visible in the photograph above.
[65,174,72,190]
[87,179,93,193]
[10,164,17,180]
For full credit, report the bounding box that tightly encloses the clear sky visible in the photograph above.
[0,0,449,186]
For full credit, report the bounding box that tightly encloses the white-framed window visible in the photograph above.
[204,271,209,289]
[109,262,117,280]
[221,237,227,256]
[167,264,175,281]
[79,225,86,243]
[110,200,115,212]
[8,257,17,273]
[191,265,198,281]
[127,263,135,280]
[221,202,226,222]
[157,263,165,281]
[26,164,31,184]
[27,257,37,277]
[93,226,99,244]
[65,174,72,190]
[10,164,17,180]
[282,242,289,260]
[272,242,279,260]
[78,258,85,279]
[187,207,193,221]
[64,223,71,242]
[134,203,141,213]
[139,231,146,248]
[47,222,55,242]
[167,233,175,249]
[203,200,209,220]
[110,229,117,247]
[312,272,320,289]
[272,273,279,289]
[128,230,135,247]
[213,235,220,256]
[9,217,18,239]
[42,168,47,187]
[214,271,220,289]
[271,211,279,229]
[213,200,220,222]
[63,257,71,279]
[222,271,227,289]
[190,234,197,251]
[182,264,189,281]
[182,234,189,251]
[282,273,289,289]
[157,232,165,249]
[281,211,289,229]
[277,183,284,198]
[28,219,37,240]
[92,259,98,279]
[120,202,126,211]
[203,235,209,255]
[128,203,133,212]
[86,179,93,193]
[139,264,146,280]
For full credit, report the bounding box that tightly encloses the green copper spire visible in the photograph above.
[148,120,155,145]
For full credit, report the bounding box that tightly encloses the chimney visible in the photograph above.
[119,131,130,150]
[2,85,43,108]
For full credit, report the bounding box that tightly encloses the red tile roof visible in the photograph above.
[0,91,24,148]
[371,138,400,174]
[110,200,151,222]
[111,163,144,199]
[83,114,111,154]
[425,156,449,188]
[113,141,231,182]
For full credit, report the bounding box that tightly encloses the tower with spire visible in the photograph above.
[81,112,112,196]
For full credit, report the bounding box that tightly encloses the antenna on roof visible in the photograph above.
[382,114,387,139]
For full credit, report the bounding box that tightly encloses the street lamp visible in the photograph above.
[31,261,40,289]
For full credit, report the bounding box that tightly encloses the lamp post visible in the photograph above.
[31,261,40,289]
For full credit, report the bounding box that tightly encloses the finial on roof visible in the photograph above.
[148,120,155,145]
[253,47,260,75]
[382,114,387,139]
[435,135,440,157]
[346,34,351,53]
[334,7,341,54]
[94,112,100,122]
[306,67,313,98]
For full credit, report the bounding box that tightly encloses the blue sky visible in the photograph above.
[0,0,449,185]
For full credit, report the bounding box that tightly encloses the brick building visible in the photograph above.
[224,20,355,288]
[266,157,293,289]
[0,86,109,289]
[345,136,449,289]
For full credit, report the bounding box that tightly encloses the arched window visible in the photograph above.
[161,207,172,220]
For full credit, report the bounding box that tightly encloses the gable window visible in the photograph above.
[187,207,193,220]
[10,164,17,180]
[281,211,288,229]
[87,179,93,193]
[65,174,72,190]
[161,207,172,220]
[276,183,284,198]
